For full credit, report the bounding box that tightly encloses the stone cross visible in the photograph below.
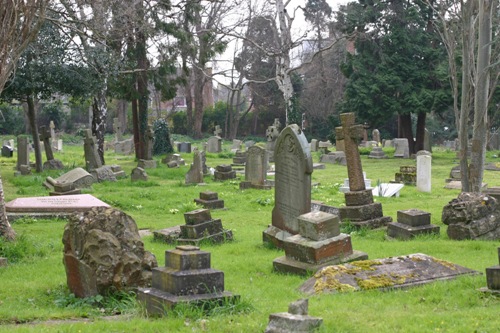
[336,113,365,192]
[214,125,222,137]
[39,125,54,160]
[84,129,102,169]
[113,118,123,142]
[145,125,154,160]
[273,118,281,132]
[49,121,56,143]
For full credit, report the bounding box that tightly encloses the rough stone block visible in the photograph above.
[298,211,340,241]
[165,246,211,271]
[184,209,211,225]
[387,222,440,240]
[398,209,431,227]
[152,267,224,295]
[216,164,232,172]
[265,313,323,333]
[339,202,383,221]
[177,230,233,246]
[283,234,353,264]
[200,191,218,201]
[180,219,223,239]
[194,198,225,210]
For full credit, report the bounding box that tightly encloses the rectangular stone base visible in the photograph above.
[273,250,368,276]
[152,267,224,295]
[194,198,225,209]
[283,234,353,264]
[339,202,383,221]
[263,225,294,249]
[180,219,223,238]
[346,216,392,229]
[137,287,239,316]
[239,182,273,190]
[177,230,233,246]
[387,222,440,240]
[486,265,500,290]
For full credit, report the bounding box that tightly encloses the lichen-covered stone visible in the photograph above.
[442,192,500,240]
[62,207,157,297]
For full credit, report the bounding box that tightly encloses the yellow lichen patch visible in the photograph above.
[350,260,383,271]
[431,257,457,270]
[355,274,395,290]
[389,272,417,284]
[410,256,424,262]
[314,276,356,294]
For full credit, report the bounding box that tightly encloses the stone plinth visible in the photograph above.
[213,164,236,181]
[339,190,392,229]
[273,211,367,275]
[387,209,440,239]
[138,159,157,169]
[481,248,500,294]
[394,165,416,185]
[194,191,224,210]
[137,245,239,315]
[368,146,387,159]
[177,209,232,245]
[265,299,322,333]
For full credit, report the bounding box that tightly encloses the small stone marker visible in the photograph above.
[310,139,319,152]
[137,245,239,315]
[213,164,236,181]
[299,253,480,295]
[394,138,410,158]
[177,208,233,245]
[5,194,109,220]
[177,142,192,153]
[319,151,346,165]
[137,159,157,169]
[479,247,500,294]
[263,124,313,248]
[240,146,272,190]
[232,150,247,165]
[416,152,431,192]
[368,146,387,159]
[1,145,13,157]
[336,113,392,229]
[44,167,95,190]
[49,181,81,196]
[273,211,368,275]
[114,138,134,155]
[161,153,185,167]
[387,209,440,240]
[194,191,224,210]
[264,299,323,333]
[131,167,148,182]
[113,117,123,142]
[372,129,381,144]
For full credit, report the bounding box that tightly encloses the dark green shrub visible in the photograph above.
[153,118,174,155]
[38,101,66,129]
[171,111,187,135]
[0,103,25,135]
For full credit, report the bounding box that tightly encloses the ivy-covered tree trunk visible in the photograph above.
[136,0,149,159]
[192,66,205,139]
[0,174,16,241]
[91,88,107,165]
[27,94,43,173]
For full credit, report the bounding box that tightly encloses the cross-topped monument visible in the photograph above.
[49,121,57,143]
[335,113,365,192]
[113,118,123,142]
[336,113,392,229]
[214,125,222,137]
[84,129,102,170]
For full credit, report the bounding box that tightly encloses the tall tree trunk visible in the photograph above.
[91,88,107,165]
[0,175,16,241]
[192,66,205,139]
[469,0,493,192]
[136,0,148,160]
[414,112,427,152]
[27,94,43,173]
[117,99,128,134]
[132,98,141,160]
[399,113,415,154]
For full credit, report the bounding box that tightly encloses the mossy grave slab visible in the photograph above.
[299,253,480,295]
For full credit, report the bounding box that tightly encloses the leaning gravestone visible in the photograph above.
[16,136,30,172]
[83,129,103,171]
[44,167,95,190]
[240,145,271,190]
[263,124,313,248]
[442,192,500,240]
[137,245,238,316]
[39,125,64,170]
[393,138,410,158]
[63,207,157,298]
[337,113,392,229]
[185,149,204,184]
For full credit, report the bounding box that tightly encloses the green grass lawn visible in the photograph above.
[0,138,499,332]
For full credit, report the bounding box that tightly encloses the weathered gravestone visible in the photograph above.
[1,145,13,157]
[176,208,233,245]
[310,139,319,152]
[63,207,157,298]
[39,126,64,170]
[137,245,239,316]
[194,191,224,210]
[263,124,313,248]
[131,167,148,182]
[336,113,392,229]
[416,151,432,192]
[264,299,323,333]
[393,138,410,158]
[231,139,242,153]
[299,253,480,295]
[387,209,440,240]
[177,142,192,153]
[43,167,96,191]
[137,126,157,169]
[240,145,272,190]
[479,247,500,295]
[372,129,381,145]
[16,136,30,172]
[207,136,222,153]
[266,118,281,158]
[213,164,236,181]
[368,146,387,159]
[320,151,346,165]
[161,153,185,168]
[394,166,416,185]
[5,194,109,221]
[273,211,368,275]
[83,129,103,171]
[114,138,134,155]
[185,149,204,184]
[442,192,500,240]
[113,117,123,142]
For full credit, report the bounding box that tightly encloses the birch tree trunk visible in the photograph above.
[92,88,107,165]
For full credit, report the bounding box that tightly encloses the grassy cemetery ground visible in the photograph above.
[0,136,499,332]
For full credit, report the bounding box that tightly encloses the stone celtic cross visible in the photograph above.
[39,125,54,160]
[335,113,365,192]
[214,125,222,137]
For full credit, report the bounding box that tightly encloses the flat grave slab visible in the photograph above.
[6,194,110,220]
[299,253,480,295]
